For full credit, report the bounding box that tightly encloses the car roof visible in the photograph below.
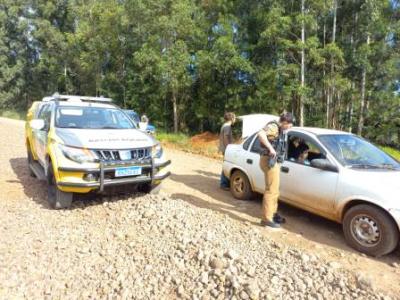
[291,127,353,136]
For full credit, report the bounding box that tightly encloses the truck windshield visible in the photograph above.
[124,110,140,125]
[55,106,136,129]
[319,134,400,170]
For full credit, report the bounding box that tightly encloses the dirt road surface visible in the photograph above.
[1,117,399,298]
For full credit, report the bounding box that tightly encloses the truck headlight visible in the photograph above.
[59,144,98,163]
[152,143,163,159]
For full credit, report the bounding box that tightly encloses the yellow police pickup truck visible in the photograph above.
[25,94,171,209]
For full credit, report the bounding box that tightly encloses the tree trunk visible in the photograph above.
[64,63,67,93]
[328,0,337,128]
[299,0,305,127]
[172,91,178,133]
[348,2,357,133]
[357,34,370,136]
[323,16,328,127]
[347,100,353,132]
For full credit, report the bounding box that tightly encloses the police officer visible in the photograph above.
[257,112,294,228]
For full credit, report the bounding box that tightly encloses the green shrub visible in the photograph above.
[380,146,400,161]
[0,110,26,120]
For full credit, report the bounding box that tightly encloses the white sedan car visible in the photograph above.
[223,126,400,256]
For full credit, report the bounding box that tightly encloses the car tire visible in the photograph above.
[47,163,73,209]
[27,145,36,178]
[230,170,254,200]
[139,182,162,195]
[343,204,399,257]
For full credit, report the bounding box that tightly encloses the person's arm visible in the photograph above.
[222,126,232,148]
[227,126,233,145]
[258,128,277,157]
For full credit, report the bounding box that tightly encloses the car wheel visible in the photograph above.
[230,170,253,200]
[47,163,73,209]
[343,204,399,257]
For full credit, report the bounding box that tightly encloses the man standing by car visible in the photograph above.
[219,112,236,190]
[258,112,294,228]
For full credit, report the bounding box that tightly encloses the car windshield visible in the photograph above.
[124,110,140,124]
[319,134,400,170]
[55,106,136,129]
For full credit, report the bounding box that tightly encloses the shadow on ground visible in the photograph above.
[170,170,400,264]
[9,157,142,210]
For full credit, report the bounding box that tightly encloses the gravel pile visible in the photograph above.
[0,193,392,299]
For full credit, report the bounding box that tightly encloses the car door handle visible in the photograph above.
[246,159,253,164]
[281,166,289,173]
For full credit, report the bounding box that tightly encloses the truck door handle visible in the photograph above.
[246,159,253,165]
[281,166,289,173]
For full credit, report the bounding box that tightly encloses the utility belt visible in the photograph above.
[260,137,286,168]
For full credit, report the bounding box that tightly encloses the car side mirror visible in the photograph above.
[30,119,46,131]
[311,158,338,172]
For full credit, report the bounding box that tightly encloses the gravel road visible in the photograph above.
[0,117,399,299]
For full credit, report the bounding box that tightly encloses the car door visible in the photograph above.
[33,104,52,165]
[279,132,339,215]
[245,134,267,193]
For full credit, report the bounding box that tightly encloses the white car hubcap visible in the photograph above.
[350,215,381,247]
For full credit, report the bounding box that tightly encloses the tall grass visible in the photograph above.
[380,146,400,161]
[0,109,26,120]
[156,132,191,147]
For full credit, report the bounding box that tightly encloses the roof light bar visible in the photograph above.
[42,93,113,103]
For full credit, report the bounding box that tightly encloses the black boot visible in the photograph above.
[273,213,286,224]
[260,219,281,228]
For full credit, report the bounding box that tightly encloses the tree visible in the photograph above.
[0,0,398,146]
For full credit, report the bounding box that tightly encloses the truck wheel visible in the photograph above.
[230,170,253,200]
[27,146,36,177]
[343,204,399,257]
[47,164,73,209]
[139,182,162,195]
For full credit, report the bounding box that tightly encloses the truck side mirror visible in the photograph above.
[30,119,46,131]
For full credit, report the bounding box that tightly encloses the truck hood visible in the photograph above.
[55,128,156,149]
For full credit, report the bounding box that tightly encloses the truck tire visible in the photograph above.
[47,163,73,209]
[343,204,399,257]
[27,146,36,178]
[230,170,254,200]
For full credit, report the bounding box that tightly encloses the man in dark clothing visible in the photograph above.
[219,112,236,190]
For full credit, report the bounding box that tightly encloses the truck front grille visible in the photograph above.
[95,148,151,162]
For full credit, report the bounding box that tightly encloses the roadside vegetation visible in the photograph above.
[1,1,399,147]
[380,146,400,161]
[157,131,221,159]
[1,109,398,161]
[0,110,25,120]
[157,131,400,162]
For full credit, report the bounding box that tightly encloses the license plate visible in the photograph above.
[115,166,142,177]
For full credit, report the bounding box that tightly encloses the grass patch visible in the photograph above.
[380,146,400,161]
[0,109,26,120]
[156,132,191,147]
[156,131,221,159]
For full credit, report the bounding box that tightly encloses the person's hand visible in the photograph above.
[269,148,277,158]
